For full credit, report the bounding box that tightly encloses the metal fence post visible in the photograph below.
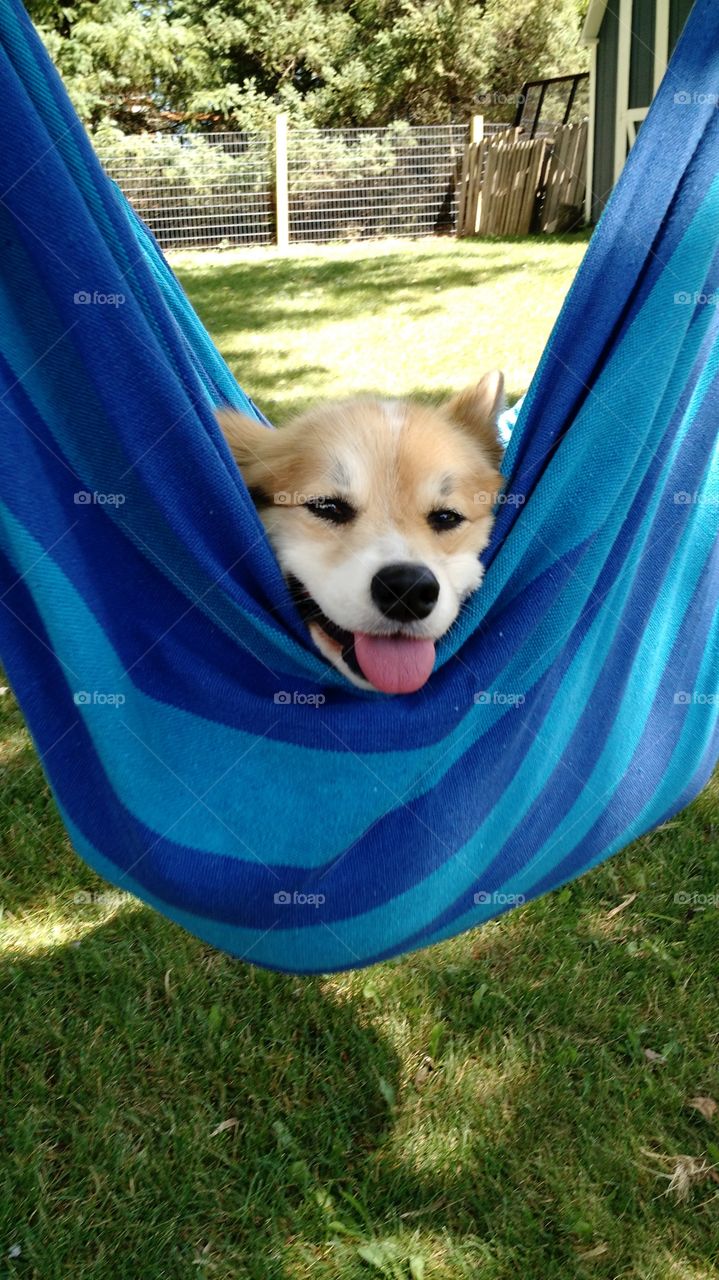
[275,113,289,250]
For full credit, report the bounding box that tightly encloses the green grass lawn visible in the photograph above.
[168,234,590,420]
[2,236,718,1280]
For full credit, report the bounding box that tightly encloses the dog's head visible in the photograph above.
[218,372,504,693]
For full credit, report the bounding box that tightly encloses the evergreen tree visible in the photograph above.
[28,0,588,133]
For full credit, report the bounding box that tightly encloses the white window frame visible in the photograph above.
[614,0,671,183]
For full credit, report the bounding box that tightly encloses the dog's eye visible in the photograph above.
[427,508,466,532]
[304,497,356,525]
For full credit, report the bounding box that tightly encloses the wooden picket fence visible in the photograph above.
[539,121,588,233]
[457,121,587,237]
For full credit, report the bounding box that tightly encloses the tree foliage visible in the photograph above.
[28,0,588,132]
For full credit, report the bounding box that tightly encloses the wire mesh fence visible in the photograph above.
[288,123,462,242]
[95,131,274,249]
[95,121,513,250]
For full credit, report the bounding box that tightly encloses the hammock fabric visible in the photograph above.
[1,0,718,974]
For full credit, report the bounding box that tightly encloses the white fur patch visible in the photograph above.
[381,400,407,437]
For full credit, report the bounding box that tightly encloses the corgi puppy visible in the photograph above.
[217,371,504,694]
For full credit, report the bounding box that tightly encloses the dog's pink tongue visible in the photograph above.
[354,633,436,694]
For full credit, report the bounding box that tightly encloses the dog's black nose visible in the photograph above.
[371,562,440,622]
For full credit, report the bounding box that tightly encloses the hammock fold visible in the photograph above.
[0,0,717,972]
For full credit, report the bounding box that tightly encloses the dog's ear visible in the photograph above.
[216,408,273,466]
[446,371,505,468]
[216,407,287,506]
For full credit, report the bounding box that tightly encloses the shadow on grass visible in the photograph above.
[177,244,574,339]
[176,242,560,420]
[2,838,718,1279]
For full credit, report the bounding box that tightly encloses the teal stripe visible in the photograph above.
[580,446,719,851]
[396,370,719,949]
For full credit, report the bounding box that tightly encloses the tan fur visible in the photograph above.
[217,373,505,689]
[446,369,506,468]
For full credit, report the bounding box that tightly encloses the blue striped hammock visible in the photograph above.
[0,0,717,973]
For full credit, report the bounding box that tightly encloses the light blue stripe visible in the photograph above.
[390,378,719,950]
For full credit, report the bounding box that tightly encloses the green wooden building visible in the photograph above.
[582,0,695,221]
